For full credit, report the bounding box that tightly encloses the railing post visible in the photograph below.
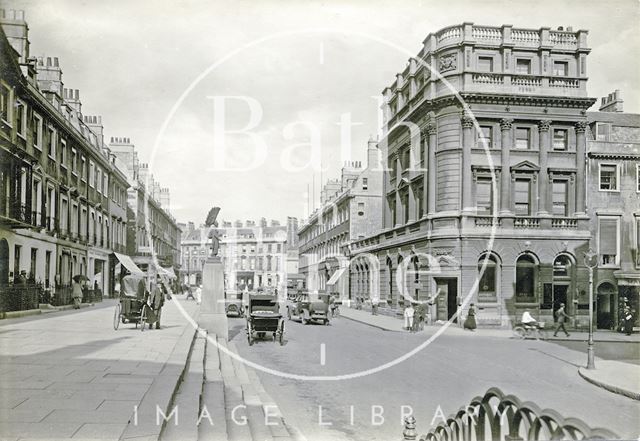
[402,416,418,441]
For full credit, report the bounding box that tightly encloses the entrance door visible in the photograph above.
[597,283,616,330]
[435,278,458,322]
[553,284,568,313]
[0,239,8,285]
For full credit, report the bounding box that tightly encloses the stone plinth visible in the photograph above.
[198,256,228,340]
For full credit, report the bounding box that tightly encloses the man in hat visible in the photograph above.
[149,275,165,329]
[553,303,571,337]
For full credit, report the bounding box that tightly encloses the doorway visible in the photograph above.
[0,239,8,285]
[597,282,616,329]
[553,284,568,311]
[435,278,458,322]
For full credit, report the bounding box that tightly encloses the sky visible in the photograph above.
[3,0,639,225]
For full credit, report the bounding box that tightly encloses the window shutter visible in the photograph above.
[599,218,618,255]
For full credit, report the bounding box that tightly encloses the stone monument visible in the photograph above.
[198,207,228,340]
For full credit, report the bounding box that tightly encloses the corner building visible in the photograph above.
[351,23,596,327]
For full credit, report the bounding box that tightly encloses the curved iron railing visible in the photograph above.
[402,387,618,441]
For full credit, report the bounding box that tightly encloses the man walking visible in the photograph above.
[553,303,570,337]
[404,303,415,332]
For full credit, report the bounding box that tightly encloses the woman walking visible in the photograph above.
[71,276,84,309]
[464,303,477,331]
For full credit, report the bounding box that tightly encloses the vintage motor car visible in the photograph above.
[225,290,245,317]
[287,292,329,325]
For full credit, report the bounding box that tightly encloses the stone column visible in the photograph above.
[500,118,513,214]
[574,121,587,215]
[461,113,474,212]
[427,123,437,215]
[537,120,551,215]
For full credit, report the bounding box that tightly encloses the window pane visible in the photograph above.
[600,164,618,190]
[514,180,530,215]
[553,61,568,76]
[478,126,492,148]
[478,57,493,72]
[516,257,536,303]
[515,128,530,149]
[516,59,531,74]
[552,181,568,216]
[476,179,493,214]
[553,129,567,150]
[599,218,618,263]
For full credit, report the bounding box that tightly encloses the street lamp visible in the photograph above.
[583,248,598,370]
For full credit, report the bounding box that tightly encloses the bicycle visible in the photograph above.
[513,322,548,340]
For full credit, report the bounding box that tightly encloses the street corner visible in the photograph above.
[578,360,640,401]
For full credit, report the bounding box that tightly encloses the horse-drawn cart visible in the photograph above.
[246,294,284,346]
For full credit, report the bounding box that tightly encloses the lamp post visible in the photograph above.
[583,248,598,370]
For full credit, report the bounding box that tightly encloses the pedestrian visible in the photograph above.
[71,277,83,309]
[149,275,165,330]
[623,306,634,336]
[371,297,379,315]
[195,284,202,305]
[404,303,415,332]
[18,270,27,286]
[463,303,477,331]
[185,285,196,300]
[553,303,570,337]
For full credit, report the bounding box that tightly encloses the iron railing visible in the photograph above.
[0,284,40,313]
[402,387,618,441]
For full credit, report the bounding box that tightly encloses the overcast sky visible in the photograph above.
[4,0,639,225]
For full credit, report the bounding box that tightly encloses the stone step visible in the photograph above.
[198,332,228,441]
[160,335,205,441]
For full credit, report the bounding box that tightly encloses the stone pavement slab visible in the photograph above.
[340,305,640,342]
[0,298,200,441]
[579,360,640,400]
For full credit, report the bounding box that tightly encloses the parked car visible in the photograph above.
[287,292,329,325]
[225,291,244,317]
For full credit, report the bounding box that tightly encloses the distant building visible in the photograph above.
[586,90,640,330]
[109,138,180,273]
[0,12,130,299]
[180,220,289,295]
[298,138,383,298]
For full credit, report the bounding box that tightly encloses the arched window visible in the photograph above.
[515,254,536,303]
[478,254,498,302]
[553,254,572,278]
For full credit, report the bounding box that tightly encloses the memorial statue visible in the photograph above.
[205,207,221,257]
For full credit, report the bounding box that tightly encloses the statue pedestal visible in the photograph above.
[198,256,228,341]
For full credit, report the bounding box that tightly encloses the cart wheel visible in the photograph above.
[513,326,525,339]
[140,306,147,332]
[113,303,121,330]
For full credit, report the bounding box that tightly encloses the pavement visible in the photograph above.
[0,297,200,441]
[341,305,640,404]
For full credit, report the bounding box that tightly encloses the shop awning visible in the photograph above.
[114,252,145,276]
[157,266,178,279]
[326,267,347,286]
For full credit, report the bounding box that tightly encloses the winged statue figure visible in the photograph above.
[205,207,221,257]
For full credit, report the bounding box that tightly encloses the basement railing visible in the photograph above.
[401,387,618,441]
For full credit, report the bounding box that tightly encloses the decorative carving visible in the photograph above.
[438,53,457,73]
[575,120,588,133]
[537,119,551,132]
[500,118,514,131]
[461,113,474,129]
[425,123,437,136]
